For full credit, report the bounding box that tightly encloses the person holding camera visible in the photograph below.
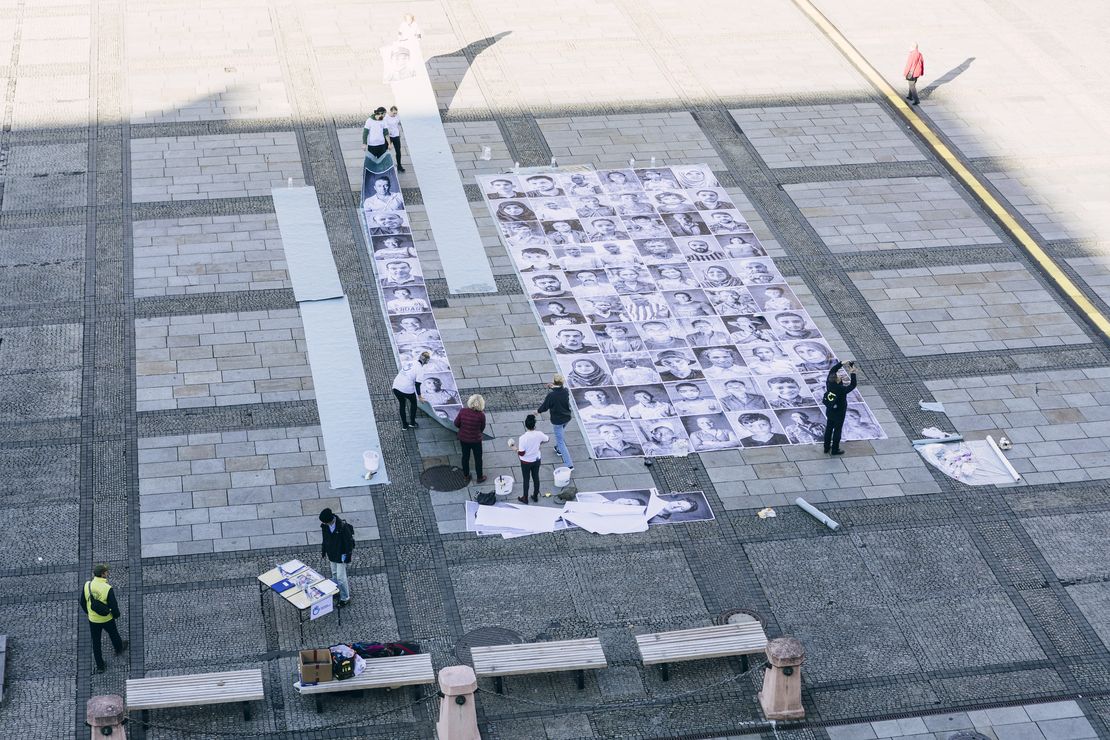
[822,360,858,455]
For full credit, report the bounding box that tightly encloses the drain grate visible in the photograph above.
[455,627,523,664]
[419,464,468,492]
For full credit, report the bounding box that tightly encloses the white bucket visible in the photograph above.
[553,466,572,487]
[362,450,380,479]
[494,475,514,498]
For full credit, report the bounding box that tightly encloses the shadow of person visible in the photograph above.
[922,57,975,97]
[429,31,511,114]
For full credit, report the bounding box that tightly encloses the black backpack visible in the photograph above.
[472,491,496,506]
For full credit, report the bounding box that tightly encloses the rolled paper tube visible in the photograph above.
[911,434,963,447]
[794,497,840,531]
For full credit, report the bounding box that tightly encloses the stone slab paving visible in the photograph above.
[826,700,1098,740]
[129,64,291,124]
[731,103,926,168]
[986,170,1089,243]
[926,368,1110,485]
[1066,257,1110,308]
[138,426,378,557]
[2,142,88,212]
[849,262,1091,355]
[784,177,1000,252]
[134,309,313,411]
[10,73,89,131]
[130,132,305,202]
[132,214,290,297]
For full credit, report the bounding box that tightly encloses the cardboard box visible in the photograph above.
[299,648,332,684]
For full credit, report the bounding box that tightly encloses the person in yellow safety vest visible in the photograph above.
[79,564,128,673]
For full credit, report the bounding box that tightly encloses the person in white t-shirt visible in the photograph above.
[390,352,429,429]
[363,107,391,157]
[385,106,405,172]
[509,415,549,504]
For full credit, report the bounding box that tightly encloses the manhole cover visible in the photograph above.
[715,608,766,628]
[455,627,523,664]
[948,733,991,740]
[420,465,468,492]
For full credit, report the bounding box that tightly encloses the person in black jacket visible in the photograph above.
[536,373,574,469]
[79,564,128,673]
[320,508,355,607]
[822,360,857,455]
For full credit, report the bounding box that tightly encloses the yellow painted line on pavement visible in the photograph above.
[791,0,1110,341]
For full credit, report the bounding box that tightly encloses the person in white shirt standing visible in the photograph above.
[509,414,549,504]
[385,106,405,172]
[363,107,391,158]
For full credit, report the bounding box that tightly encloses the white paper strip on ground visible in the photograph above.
[389,41,496,294]
[474,503,562,533]
[561,511,649,535]
[272,187,344,301]
[299,297,389,487]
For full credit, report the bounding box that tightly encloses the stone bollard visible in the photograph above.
[435,665,480,740]
[757,637,805,720]
[87,694,127,738]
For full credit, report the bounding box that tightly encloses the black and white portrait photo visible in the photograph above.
[842,404,886,441]
[367,210,411,236]
[371,234,418,260]
[648,491,715,525]
[523,174,565,198]
[679,237,728,262]
[535,297,587,326]
[513,246,562,273]
[704,210,751,235]
[664,212,711,237]
[638,319,687,351]
[615,192,656,216]
[694,263,745,290]
[635,167,681,191]
[749,283,802,312]
[599,169,643,193]
[691,188,734,211]
[650,262,700,291]
[420,373,461,407]
[484,176,525,200]
[384,285,431,315]
[595,241,644,269]
[730,411,790,448]
[672,165,720,190]
[532,197,577,222]
[585,217,630,242]
[585,420,646,458]
[604,352,661,386]
[697,346,750,381]
[712,377,770,411]
[528,271,572,300]
[620,384,676,420]
[667,380,722,416]
[768,310,823,341]
[542,219,588,245]
[680,316,730,347]
[572,195,617,219]
[775,408,826,445]
[717,234,766,259]
[558,244,605,271]
[567,268,616,298]
[378,258,424,288]
[759,374,819,410]
[623,214,673,240]
[606,266,657,295]
[785,339,839,373]
[594,322,644,353]
[580,294,624,324]
[362,172,404,212]
[653,191,697,213]
[501,221,549,248]
[745,343,799,376]
[636,421,691,457]
[619,293,673,322]
[634,238,683,264]
[391,313,442,347]
[559,171,604,197]
[683,414,740,451]
[652,348,705,382]
[546,324,601,355]
[663,289,715,318]
[735,258,783,286]
[495,200,538,223]
[558,354,614,389]
[724,314,777,345]
[572,387,630,424]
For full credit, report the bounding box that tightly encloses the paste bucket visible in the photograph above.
[362,450,380,479]
[553,466,572,488]
[494,475,514,498]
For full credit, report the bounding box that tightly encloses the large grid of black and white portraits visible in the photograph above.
[480,164,886,458]
[364,163,464,425]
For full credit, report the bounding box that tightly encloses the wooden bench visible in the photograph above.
[293,653,434,713]
[126,668,265,721]
[471,637,607,693]
[635,622,768,680]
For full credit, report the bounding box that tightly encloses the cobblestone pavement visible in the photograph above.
[2,0,1110,739]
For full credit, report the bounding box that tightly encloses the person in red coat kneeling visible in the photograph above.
[904,43,925,105]
[454,394,487,484]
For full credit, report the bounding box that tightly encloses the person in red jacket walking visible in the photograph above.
[903,43,925,106]
[454,394,488,484]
